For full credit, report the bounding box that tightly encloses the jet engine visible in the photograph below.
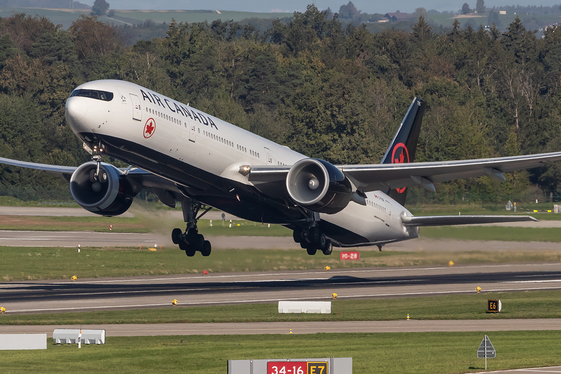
[70,161,134,216]
[286,158,352,214]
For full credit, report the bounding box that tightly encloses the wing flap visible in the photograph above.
[402,215,537,227]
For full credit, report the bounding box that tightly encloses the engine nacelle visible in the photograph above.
[70,161,133,216]
[286,158,352,214]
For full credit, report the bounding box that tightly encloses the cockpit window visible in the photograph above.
[70,89,114,101]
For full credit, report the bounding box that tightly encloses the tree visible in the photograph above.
[461,3,471,14]
[476,0,485,14]
[412,16,432,41]
[338,1,360,20]
[91,0,109,16]
[488,11,502,29]
[414,7,428,19]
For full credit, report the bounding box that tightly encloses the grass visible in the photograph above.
[0,215,148,233]
[421,226,561,242]
[1,332,561,373]
[3,290,561,325]
[2,246,561,281]
[408,203,561,218]
[0,196,77,207]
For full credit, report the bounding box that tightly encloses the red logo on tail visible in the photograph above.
[391,143,409,194]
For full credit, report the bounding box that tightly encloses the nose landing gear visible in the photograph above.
[171,198,212,257]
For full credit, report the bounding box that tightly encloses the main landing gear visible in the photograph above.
[292,226,332,256]
[171,199,212,257]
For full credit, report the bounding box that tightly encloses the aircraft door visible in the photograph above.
[189,123,196,142]
[130,94,142,121]
[264,147,275,165]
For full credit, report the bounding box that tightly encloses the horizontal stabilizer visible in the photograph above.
[401,215,537,227]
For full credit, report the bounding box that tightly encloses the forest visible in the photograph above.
[1,6,561,205]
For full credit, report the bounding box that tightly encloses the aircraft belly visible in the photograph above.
[321,196,412,246]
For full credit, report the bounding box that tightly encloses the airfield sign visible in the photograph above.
[477,335,496,370]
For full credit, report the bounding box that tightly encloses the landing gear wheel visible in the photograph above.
[293,228,303,243]
[179,240,195,257]
[308,227,320,244]
[306,245,317,256]
[185,247,196,257]
[171,228,182,245]
[201,240,211,256]
[300,241,307,249]
[321,240,332,255]
[318,232,327,248]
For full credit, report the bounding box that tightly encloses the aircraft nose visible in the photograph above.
[65,96,88,130]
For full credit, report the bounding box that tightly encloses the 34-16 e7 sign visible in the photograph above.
[267,361,328,374]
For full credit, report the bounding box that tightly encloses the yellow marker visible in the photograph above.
[324,266,330,271]
[407,314,410,320]
[0,307,5,314]
[289,329,293,335]
[476,286,481,293]
[71,276,77,281]
[331,293,337,299]
[149,247,157,251]
[449,261,454,266]
[172,299,178,306]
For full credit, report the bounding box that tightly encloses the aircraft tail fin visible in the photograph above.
[380,97,426,206]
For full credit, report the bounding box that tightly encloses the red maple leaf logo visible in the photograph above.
[391,143,410,194]
[144,118,156,139]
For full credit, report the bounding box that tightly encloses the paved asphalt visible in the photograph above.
[2,263,561,314]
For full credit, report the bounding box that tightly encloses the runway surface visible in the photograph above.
[2,263,561,315]
[2,319,561,336]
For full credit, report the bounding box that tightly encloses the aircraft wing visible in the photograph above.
[0,156,183,206]
[0,156,77,179]
[249,152,561,192]
[401,215,537,227]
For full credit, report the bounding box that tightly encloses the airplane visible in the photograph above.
[1,79,561,257]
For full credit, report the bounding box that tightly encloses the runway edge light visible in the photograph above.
[1,307,5,314]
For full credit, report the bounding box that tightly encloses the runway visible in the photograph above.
[2,319,561,337]
[2,263,561,314]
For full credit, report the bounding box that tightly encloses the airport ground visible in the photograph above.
[1,207,561,373]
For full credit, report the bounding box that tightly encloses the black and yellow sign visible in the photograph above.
[487,299,501,313]
[307,362,328,374]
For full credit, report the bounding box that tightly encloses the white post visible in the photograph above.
[485,335,487,370]
[78,329,82,349]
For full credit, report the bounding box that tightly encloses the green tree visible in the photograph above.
[461,3,471,14]
[476,0,485,14]
[91,0,109,16]
[338,1,360,20]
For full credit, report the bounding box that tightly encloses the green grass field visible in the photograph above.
[2,246,561,281]
[421,226,561,242]
[2,290,561,325]
[1,332,560,373]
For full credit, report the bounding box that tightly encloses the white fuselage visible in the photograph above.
[65,80,417,247]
